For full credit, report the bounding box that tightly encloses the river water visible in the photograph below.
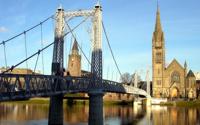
[0,103,200,125]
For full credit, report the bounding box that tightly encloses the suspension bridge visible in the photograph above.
[0,3,150,125]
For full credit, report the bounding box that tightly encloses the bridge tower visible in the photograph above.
[88,2,104,125]
[48,6,65,125]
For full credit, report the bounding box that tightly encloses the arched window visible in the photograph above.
[171,71,180,83]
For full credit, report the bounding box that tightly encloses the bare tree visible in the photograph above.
[120,72,131,84]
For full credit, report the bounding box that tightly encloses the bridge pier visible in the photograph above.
[88,91,104,125]
[48,94,63,125]
[142,98,151,107]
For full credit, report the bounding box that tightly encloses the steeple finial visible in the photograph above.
[155,1,162,32]
[157,0,159,11]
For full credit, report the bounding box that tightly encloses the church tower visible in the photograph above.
[67,39,81,76]
[152,5,165,97]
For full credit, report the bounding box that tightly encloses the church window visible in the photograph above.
[156,52,162,63]
[171,71,180,83]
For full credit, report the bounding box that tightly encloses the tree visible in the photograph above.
[120,72,131,84]
[130,72,142,87]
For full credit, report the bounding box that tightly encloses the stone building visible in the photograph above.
[196,80,200,98]
[67,39,81,76]
[152,7,196,98]
[0,68,35,74]
[66,39,133,101]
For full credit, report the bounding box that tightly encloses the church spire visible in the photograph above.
[155,2,162,32]
[72,39,79,55]
[184,60,188,70]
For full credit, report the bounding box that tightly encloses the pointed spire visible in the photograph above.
[72,39,79,54]
[155,2,162,32]
[184,60,187,69]
[72,39,78,51]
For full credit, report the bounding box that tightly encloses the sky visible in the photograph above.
[0,0,200,81]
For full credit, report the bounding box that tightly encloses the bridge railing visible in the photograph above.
[0,74,150,101]
[102,79,151,98]
[0,74,92,101]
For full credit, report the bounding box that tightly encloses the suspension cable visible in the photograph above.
[2,41,8,69]
[0,17,88,75]
[102,21,122,78]
[1,41,54,75]
[62,10,97,66]
[0,15,53,46]
[69,35,73,54]
[33,50,40,74]
[40,23,44,74]
[64,18,91,65]
[24,32,29,73]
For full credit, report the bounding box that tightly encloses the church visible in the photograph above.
[152,6,197,99]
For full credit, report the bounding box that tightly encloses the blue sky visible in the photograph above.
[0,0,200,81]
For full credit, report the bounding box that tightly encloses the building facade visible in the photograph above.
[152,7,196,98]
[67,39,81,76]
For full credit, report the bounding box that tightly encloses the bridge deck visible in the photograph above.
[0,74,150,102]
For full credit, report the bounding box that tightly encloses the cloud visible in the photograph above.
[0,26,8,32]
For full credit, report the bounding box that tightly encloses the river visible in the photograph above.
[0,103,200,125]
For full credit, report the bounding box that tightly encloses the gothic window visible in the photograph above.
[171,71,180,83]
[156,52,162,63]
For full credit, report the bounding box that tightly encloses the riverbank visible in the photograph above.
[160,99,200,107]
[0,97,134,106]
[2,98,200,107]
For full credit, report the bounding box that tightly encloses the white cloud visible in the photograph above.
[0,26,8,32]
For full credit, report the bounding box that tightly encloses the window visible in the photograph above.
[171,71,180,83]
[156,52,162,63]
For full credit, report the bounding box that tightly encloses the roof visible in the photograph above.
[187,70,195,78]
[166,59,184,70]
[72,39,78,51]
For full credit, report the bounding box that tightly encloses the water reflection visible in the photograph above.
[148,106,200,125]
[0,103,200,125]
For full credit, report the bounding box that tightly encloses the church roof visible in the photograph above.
[166,59,184,70]
[72,39,79,51]
[187,70,195,78]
